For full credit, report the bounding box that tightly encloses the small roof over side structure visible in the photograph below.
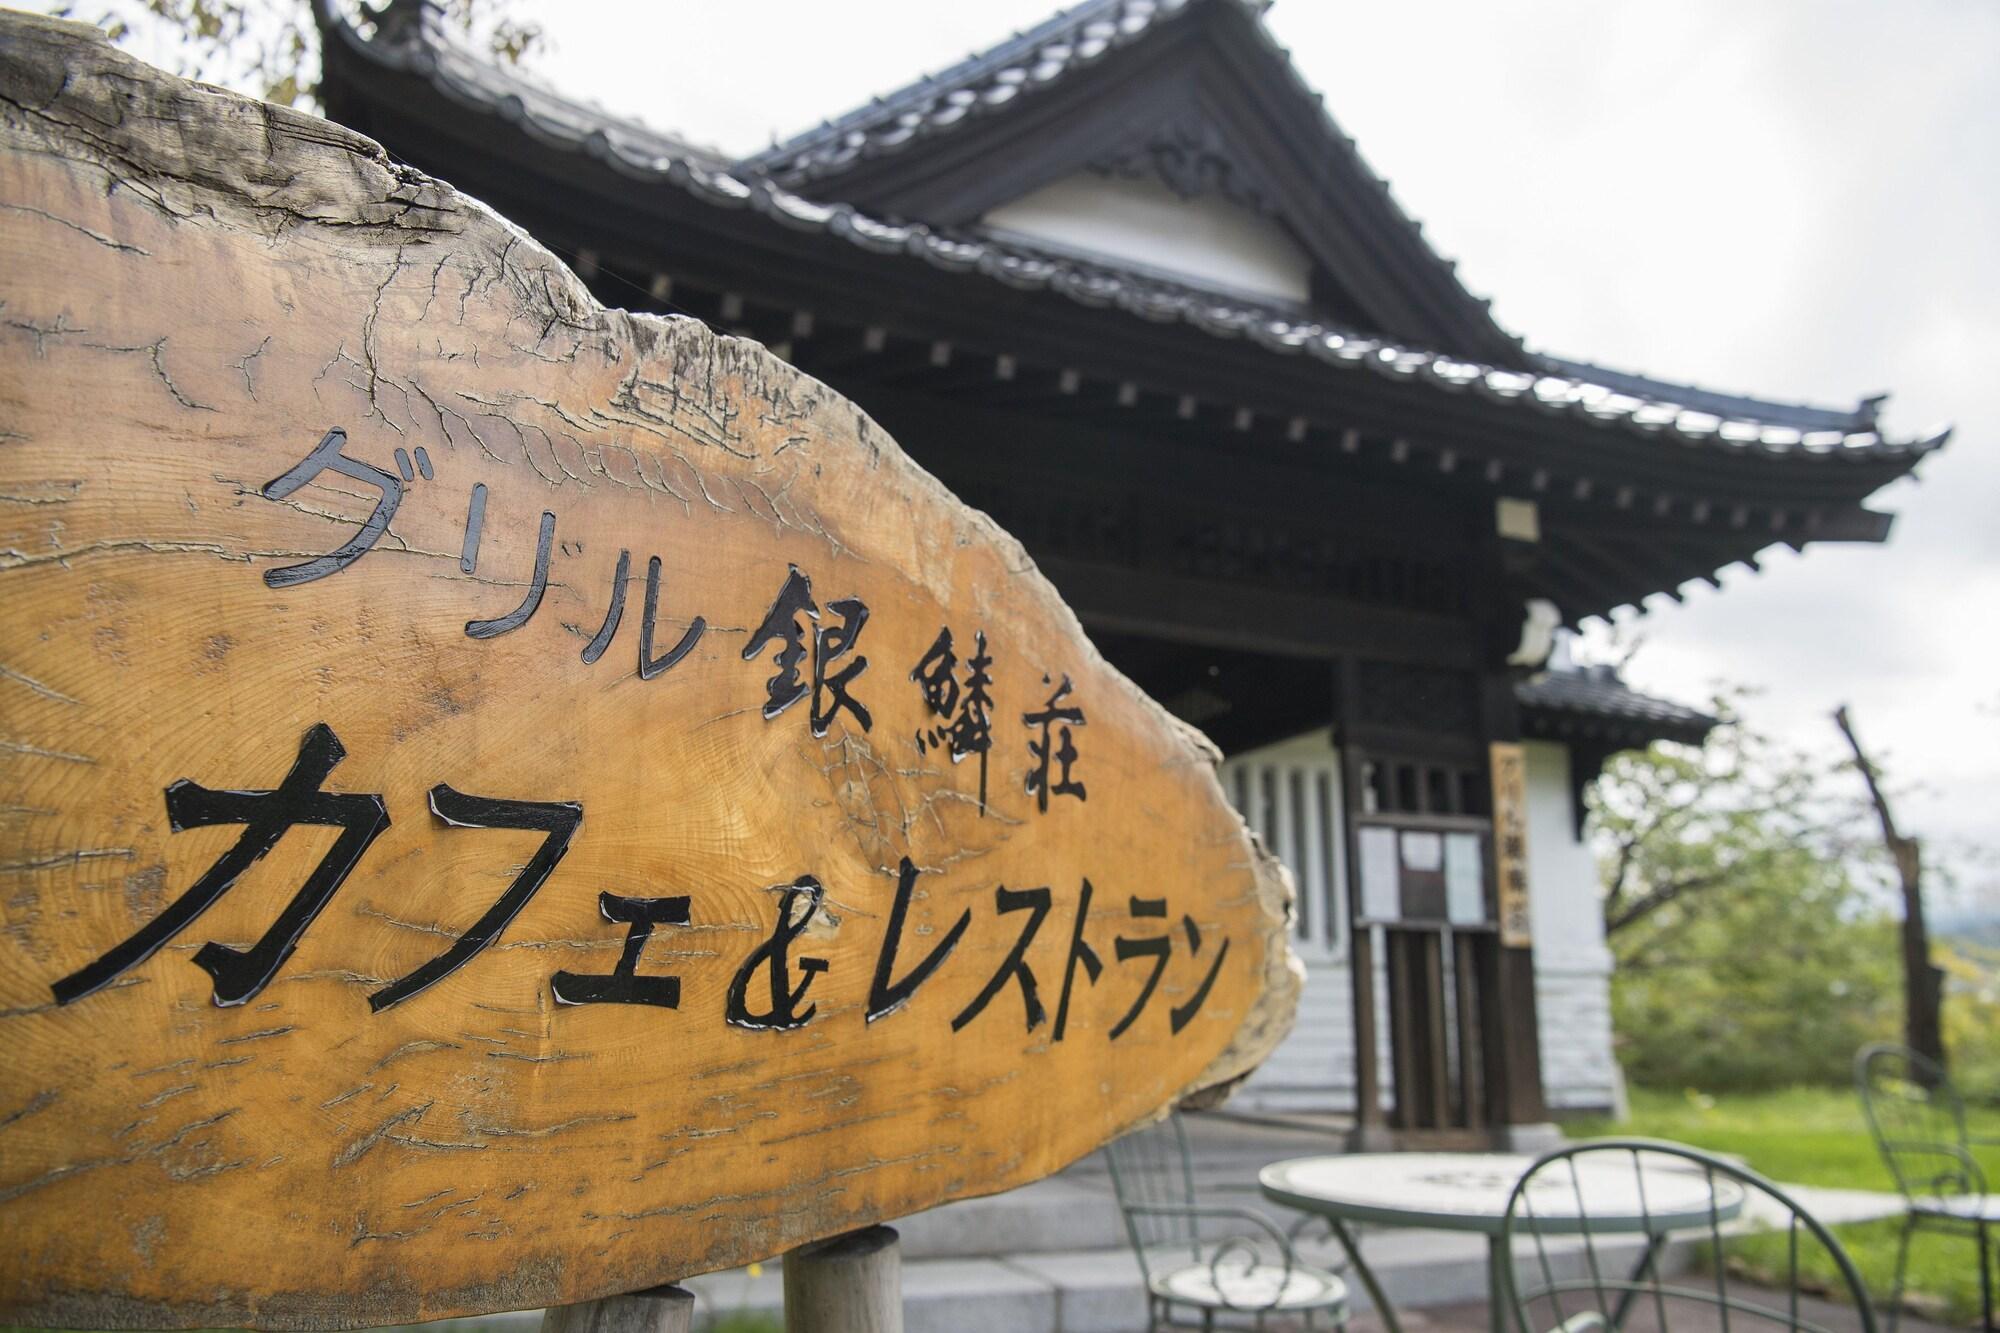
[1518,663,1719,837]
[1517,664,1716,750]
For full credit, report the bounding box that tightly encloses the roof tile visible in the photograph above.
[315,0,1950,466]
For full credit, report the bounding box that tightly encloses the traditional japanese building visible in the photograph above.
[314,0,1944,1141]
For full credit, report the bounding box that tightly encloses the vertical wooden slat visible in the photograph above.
[1473,934,1511,1126]
[1377,933,1397,1109]
[1270,763,1294,873]
[1299,766,1326,951]
[1420,932,1451,1130]
[1387,930,1422,1130]
[1323,761,1349,959]
[1455,931,1486,1131]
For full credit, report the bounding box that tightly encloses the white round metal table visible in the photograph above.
[1258,1152,1746,1333]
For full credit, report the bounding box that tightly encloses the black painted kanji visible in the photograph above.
[1024,674,1086,812]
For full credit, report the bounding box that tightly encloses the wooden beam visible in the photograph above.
[1566,533,1684,605]
[1039,555,1478,667]
[1538,545,1630,620]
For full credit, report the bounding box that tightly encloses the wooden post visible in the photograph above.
[1473,496,1552,1135]
[1481,681,1550,1131]
[541,1285,694,1333]
[1336,656,1393,1149]
[783,1225,901,1333]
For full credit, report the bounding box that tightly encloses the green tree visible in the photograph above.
[1592,702,1902,1090]
[48,0,542,110]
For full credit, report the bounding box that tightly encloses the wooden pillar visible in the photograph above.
[541,1285,694,1333]
[1453,931,1486,1130]
[783,1225,901,1332]
[1335,657,1391,1146]
[1476,643,1549,1128]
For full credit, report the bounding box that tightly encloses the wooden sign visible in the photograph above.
[1489,742,1533,947]
[0,16,1300,1329]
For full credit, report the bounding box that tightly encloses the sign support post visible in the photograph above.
[541,1285,695,1333]
[783,1226,903,1332]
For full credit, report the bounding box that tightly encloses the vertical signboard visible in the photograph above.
[1490,742,1533,948]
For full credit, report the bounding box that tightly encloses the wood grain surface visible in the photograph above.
[0,15,1301,1329]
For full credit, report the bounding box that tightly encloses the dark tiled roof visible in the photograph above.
[315,2,1950,465]
[1538,355,1880,435]
[354,0,736,172]
[740,0,1521,363]
[1516,666,1717,743]
[744,0,1223,185]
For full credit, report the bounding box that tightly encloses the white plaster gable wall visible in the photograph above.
[981,172,1314,304]
[1522,740,1619,1111]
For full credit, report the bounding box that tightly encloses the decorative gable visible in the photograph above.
[745,0,1531,365]
[1088,113,1271,214]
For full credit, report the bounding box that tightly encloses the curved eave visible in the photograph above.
[313,3,1949,508]
[1517,694,1717,751]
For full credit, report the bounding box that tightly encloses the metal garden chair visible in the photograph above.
[1855,1042,1998,1333]
[1103,1112,1349,1331]
[1498,1139,1876,1333]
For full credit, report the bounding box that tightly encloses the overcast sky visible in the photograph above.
[524,0,2000,895]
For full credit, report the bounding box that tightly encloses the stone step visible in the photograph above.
[896,1175,1129,1260]
[677,1226,1662,1333]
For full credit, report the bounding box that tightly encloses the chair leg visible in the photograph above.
[1979,1220,1993,1333]
[1886,1216,1914,1333]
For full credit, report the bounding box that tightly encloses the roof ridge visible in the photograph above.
[727,0,1528,365]
[741,0,1201,174]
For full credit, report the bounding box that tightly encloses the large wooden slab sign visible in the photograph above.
[0,16,1300,1329]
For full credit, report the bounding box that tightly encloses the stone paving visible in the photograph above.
[674,1109,1916,1332]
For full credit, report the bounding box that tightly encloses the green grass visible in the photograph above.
[1570,1086,2000,1325]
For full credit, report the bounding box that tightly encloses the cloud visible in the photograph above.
[553,0,2000,858]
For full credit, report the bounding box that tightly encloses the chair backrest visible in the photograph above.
[1855,1042,1976,1205]
[1499,1138,1875,1333]
[1101,1111,1201,1280]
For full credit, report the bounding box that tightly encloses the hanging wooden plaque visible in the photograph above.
[1490,741,1533,947]
[0,16,1300,1329]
